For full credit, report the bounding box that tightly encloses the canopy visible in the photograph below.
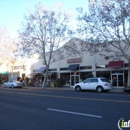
[108,60,124,68]
[67,64,79,70]
[38,67,46,72]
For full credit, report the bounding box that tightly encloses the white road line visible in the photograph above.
[47,108,102,118]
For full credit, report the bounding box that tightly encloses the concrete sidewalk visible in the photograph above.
[109,87,124,93]
[24,86,125,93]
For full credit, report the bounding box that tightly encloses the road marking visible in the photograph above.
[47,108,102,118]
[0,90,130,103]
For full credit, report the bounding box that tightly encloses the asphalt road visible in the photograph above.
[0,88,130,130]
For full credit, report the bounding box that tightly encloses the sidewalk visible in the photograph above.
[110,87,124,93]
[24,86,125,93]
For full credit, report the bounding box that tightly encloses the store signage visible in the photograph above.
[104,52,124,61]
[14,66,24,69]
[67,58,82,63]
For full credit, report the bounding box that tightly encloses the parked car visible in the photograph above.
[3,80,23,88]
[73,77,111,92]
[124,86,130,93]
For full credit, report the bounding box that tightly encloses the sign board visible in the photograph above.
[67,58,82,64]
[14,66,24,70]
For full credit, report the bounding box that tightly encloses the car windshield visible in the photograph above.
[100,78,110,83]
[83,79,90,83]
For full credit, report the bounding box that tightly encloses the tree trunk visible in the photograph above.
[42,66,49,89]
[127,58,130,86]
[42,74,47,89]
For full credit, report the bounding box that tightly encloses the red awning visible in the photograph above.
[108,60,124,68]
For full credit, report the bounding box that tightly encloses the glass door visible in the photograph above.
[118,74,124,86]
[70,75,80,86]
[111,74,124,87]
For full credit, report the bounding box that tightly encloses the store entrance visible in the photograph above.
[111,73,124,87]
[70,75,80,86]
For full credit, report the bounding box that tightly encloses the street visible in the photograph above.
[0,88,130,130]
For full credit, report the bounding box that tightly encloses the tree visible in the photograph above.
[18,3,76,88]
[0,26,16,67]
[76,0,130,86]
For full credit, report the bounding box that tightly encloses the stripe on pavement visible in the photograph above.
[47,108,102,118]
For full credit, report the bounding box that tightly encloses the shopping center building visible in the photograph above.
[30,38,129,88]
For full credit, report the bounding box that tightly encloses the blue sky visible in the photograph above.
[0,0,88,36]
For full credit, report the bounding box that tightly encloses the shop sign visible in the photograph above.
[104,52,124,60]
[67,58,82,64]
[14,66,24,69]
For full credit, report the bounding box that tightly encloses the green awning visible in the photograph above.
[1,71,8,75]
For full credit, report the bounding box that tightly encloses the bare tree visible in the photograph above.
[18,3,76,88]
[76,0,130,86]
[0,26,16,67]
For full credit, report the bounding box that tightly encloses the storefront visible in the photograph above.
[30,39,129,88]
[31,58,128,88]
[0,71,9,83]
[28,67,57,87]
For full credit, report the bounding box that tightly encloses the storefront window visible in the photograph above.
[124,63,129,67]
[61,73,70,85]
[80,66,92,69]
[96,65,108,69]
[80,72,93,80]
[111,70,123,73]
[124,70,128,84]
[60,68,67,71]
[49,68,57,71]
[96,71,110,79]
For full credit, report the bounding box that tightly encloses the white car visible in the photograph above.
[73,77,111,92]
[3,81,23,88]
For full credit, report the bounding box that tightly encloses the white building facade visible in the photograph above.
[30,39,129,88]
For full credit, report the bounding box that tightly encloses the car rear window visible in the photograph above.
[100,78,110,83]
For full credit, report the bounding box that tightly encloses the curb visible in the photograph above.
[1,86,129,94]
[23,87,129,94]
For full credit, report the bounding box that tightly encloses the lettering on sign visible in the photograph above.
[67,58,82,64]
[14,66,24,70]
[104,52,124,61]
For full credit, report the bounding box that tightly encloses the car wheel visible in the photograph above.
[11,85,14,88]
[75,86,81,92]
[3,84,6,88]
[96,86,103,93]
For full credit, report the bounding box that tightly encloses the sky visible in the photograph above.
[0,0,88,37]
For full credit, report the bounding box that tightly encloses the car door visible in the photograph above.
[81,79,91,90]
[6,81,11,87]
[90,78,98,90]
